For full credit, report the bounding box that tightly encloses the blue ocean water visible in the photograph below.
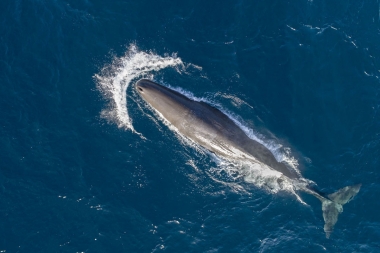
[1,0,379,252]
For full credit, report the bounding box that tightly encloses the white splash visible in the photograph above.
[94,44,185,133]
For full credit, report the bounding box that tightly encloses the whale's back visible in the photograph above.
[136,79,298,178]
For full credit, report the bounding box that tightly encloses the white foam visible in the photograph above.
[94,44,185,133]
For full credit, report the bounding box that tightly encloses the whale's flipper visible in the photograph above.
[322,184,361,238]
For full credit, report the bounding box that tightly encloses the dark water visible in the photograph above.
[1,0,379,252]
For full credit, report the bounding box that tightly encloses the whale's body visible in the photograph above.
[137,79,297,179]
[135,79,361,238]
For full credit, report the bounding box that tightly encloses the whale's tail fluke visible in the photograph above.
[321,184,361,238]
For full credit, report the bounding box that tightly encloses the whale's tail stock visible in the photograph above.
[321,184,361,238]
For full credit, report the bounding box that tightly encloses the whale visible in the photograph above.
[135,79,361,238]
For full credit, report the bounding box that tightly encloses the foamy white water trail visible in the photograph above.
[94,44,185,133]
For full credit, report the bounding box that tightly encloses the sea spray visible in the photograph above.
[94,44,185,133]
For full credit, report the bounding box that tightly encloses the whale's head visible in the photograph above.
[135,79,173,110]
[135,79,190,121]
[135,79,162,103]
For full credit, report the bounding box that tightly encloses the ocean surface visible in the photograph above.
[1,0,379,252]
